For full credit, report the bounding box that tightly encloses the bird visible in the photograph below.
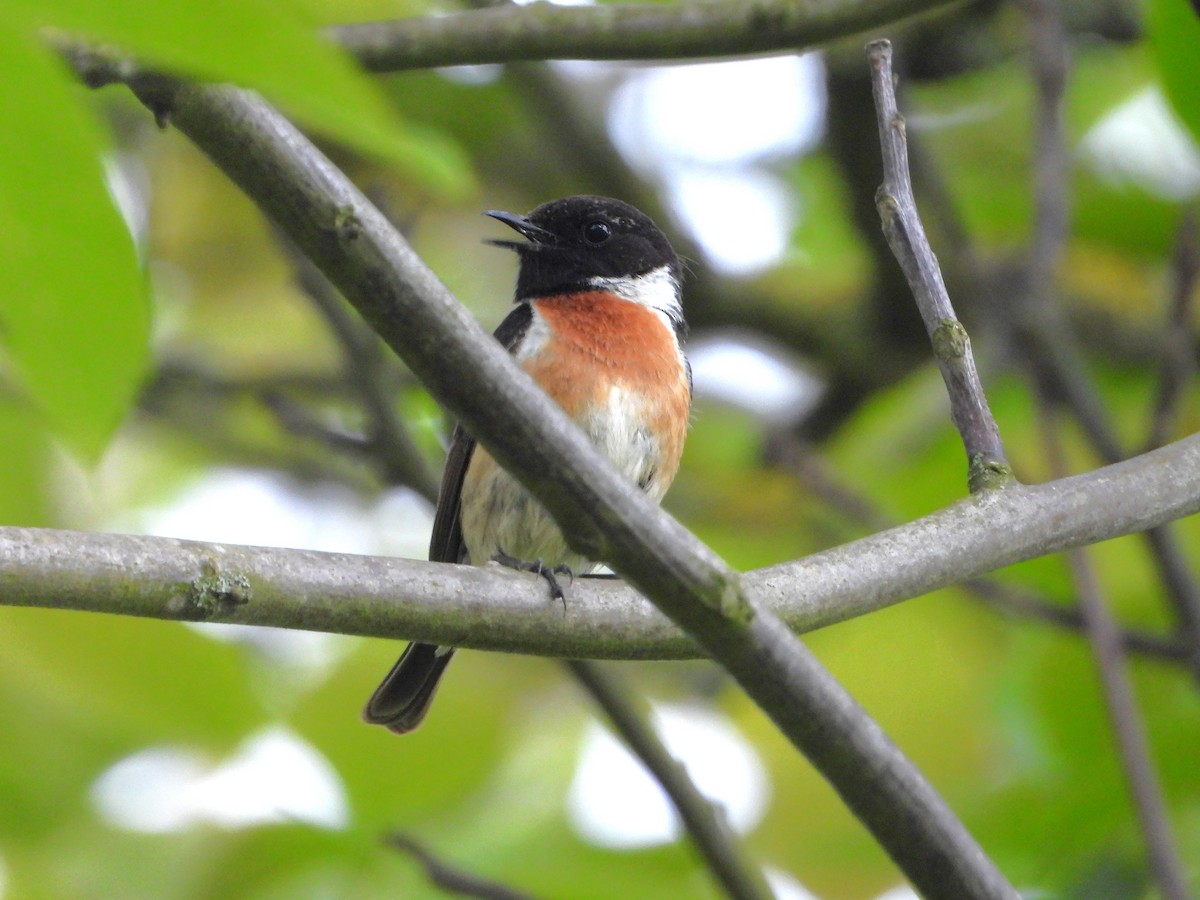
[363,195,691,734]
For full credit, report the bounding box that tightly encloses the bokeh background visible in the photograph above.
[2,0,1200,897]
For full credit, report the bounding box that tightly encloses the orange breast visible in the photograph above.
[524,292,691,489]
[526,292,683,400]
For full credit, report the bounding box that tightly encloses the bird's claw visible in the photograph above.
[493,551,573,606]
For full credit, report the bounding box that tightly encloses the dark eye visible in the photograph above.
[583,220,612,244]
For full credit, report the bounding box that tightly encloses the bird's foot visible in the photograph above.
[493,550,574,604]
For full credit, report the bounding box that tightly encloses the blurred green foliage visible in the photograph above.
[1,0,1199,898]
[0,16,147,462]
[1149,0,1200,153]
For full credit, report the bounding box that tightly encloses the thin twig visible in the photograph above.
[257,390,372,456]
[1040,404,1191,900]
[283,240,440,503]
[1145,212,1200,452]
[866,39,1012,493]
[565,660,773,900]
[805,58,936,441]
[964,579,1193,664]
[1021,0,1071,287]
[384,834,535,900]
[139,366,382,492]
[143,355,424,486]
[330,0,957,72]
[149,362,375,400]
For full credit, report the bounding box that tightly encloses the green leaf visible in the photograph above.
[0,25,149,459]
[0,399,54,526]
[25,0,472,198]
[1147,0,1200,146]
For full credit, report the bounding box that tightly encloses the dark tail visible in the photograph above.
[363,642,456,734]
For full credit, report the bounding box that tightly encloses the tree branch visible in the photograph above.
[1021,0,1070,290]
[1066,547,1192,900]
[867,39,1011,492]
[1145,212,1199,453]
[139,364,385,493]
[767,437,1196,666]
[331,0,960,72]
[5,431,1200,655]
[384,834,535,900]
[565,660,772,900]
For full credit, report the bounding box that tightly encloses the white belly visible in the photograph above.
[459,385,670,571]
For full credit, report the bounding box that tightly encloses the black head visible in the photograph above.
[486,195,680,300]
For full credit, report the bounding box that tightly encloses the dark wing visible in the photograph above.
[427,302,534,564]
[491,300,535,351]
[427,424,473,563]
[366,304,537,732]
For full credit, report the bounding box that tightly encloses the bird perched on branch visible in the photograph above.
[363,195,691,733]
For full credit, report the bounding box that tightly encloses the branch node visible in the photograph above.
[967,455,1016,494]
[187,558,252,618]
[875,187,900,216]
[333,206,363,243]
[932,319,968,361]
[866,37,892,59]
[717,574,754,624]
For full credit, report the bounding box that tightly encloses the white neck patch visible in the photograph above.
[587,265,683,327]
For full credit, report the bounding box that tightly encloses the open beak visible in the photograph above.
[484,210,557,250]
